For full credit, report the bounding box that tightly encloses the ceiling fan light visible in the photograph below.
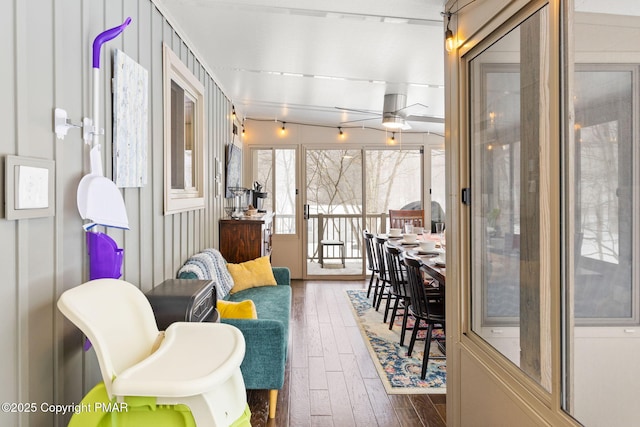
[382,116,406,129]
[382,93,408,129]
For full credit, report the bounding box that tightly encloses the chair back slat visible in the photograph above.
[373,235,389,280]
[389,209,424,229]
[363,230,379,273]
[403,256,445,321]
[384,243,410,298]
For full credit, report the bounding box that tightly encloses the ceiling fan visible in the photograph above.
[336,93,444,130]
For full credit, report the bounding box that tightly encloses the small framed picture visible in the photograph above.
[5,155,55,220]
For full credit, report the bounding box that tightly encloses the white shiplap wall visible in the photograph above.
[0,0,230,425]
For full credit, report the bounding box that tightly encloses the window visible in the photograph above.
[468,5,551,390]
[163,44,205,214]
[563,3,640,425]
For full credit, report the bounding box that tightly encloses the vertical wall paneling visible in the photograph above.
[151,5,164,285]
[0,0,233,424]
[14,0,30,425]
[0,0,17,425]
[121,0,141,287]
[162,20,174,280]
[137,0,153,292]
[26,0,56,423]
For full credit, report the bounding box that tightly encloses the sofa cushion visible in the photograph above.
[217,300,258,319]
[226,285,290,328]
[227,256,277,294]
[176,248,234,299]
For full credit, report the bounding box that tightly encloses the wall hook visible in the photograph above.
[54,108,82,140]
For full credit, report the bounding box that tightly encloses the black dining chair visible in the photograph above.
[373,235,392,316]
[384,242,413,346]
[403,255,446,380]
[363,230,382,306]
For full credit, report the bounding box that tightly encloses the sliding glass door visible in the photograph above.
[304,148,364,277]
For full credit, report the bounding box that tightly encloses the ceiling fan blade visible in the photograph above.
[404,114,445,124]
[339,117,381,125]
[335,106,382,116]
[393,102,431,117]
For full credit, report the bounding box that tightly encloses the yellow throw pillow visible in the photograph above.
[217,300,258,319]
[227,256,277,294]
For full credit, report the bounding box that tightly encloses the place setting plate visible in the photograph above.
[432,257,446,268]
[414,250,439,257]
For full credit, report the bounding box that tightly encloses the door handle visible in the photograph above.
[303,204,309,220]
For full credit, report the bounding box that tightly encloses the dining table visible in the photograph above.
[384,232,447,354]
[384,233,446,286]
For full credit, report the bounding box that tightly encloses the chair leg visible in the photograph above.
[366,272,375,298]
[375,282,387,311]
[408,318,421,356]
[388,297,400,330]
[383,293,394,323]
[372,276,381,307]
[421,324,434,380]
[269,389,278,419]
[400,304,410,346]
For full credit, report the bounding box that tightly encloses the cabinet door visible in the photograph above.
[219,221,263,263]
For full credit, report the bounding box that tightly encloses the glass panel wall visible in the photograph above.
[365,149,422,233]
[469,5,550,390]
[563,2,640,425]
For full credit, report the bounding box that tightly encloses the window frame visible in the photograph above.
[163,43,206,214]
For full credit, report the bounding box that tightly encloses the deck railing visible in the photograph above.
[272,212,392,264]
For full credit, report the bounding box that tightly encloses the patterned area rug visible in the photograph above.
[346,289,446,394]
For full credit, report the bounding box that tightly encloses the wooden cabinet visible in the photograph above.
[219,212,273,263]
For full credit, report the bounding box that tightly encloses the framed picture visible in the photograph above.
[225,143,242,198]
[5,155,55,220]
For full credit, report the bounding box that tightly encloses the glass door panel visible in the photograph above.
[253,148,296,235]
[305,148,364,276]
[275,149,296,234]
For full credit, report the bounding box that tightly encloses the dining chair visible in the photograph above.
[389,209,424,229]
[384,242,413,346]
[403,255,446,380]
[363,230,382,305]
[373,235,392,315]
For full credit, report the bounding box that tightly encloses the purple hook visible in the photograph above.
[92,17,132,69]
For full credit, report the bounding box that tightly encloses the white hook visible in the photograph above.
[54,108,82,140]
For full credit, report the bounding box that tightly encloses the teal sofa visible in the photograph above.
[176,249,291,419]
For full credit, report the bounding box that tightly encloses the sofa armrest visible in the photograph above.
[221,318,287,390]
[272,267,290,287]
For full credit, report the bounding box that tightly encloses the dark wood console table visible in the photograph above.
[219,212,273,263]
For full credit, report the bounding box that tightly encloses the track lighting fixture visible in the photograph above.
[338,127,345,139]
[281,122,286,134]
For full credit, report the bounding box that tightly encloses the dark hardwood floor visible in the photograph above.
[246,279,446,427]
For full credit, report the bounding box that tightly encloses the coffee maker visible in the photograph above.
[251,181,268,212]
